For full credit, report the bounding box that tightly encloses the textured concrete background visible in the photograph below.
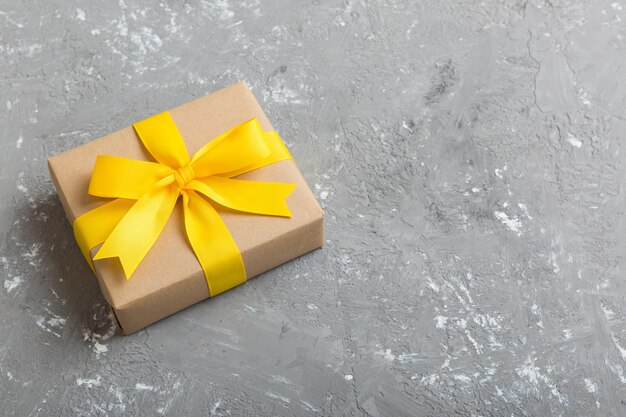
[1,0,626,416]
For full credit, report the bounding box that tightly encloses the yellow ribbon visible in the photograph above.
[73,111,295,296]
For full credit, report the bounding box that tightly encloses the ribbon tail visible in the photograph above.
[183,191,246,296]
[89,155,173,199]
[73,199,136,271]
[187,177,296,217]
[93,177,179,278]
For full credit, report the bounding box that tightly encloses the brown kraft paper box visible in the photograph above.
[48,81,324,335]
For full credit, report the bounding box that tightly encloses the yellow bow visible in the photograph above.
[73,111,295,296]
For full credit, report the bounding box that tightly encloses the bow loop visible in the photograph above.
[89,155,173,200]
[133,112,190,169]
[191,119,271,178]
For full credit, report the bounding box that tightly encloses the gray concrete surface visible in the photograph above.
[1,0,626,415]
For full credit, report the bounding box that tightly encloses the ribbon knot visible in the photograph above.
[73,111,296,296]
[174,163,195,190]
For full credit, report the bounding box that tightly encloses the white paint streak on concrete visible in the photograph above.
[35,312,66,338]
[454,374,471,384]
[4,275,23,293]
[567,133,582,148]
[494,211,523,236]
[601,304,615,321]
[611,333,626,360]
[516,357,567,404]
[376,349,396,362]
[434,315,448,329]
[266,392,290,403]
[518,203,532,219]
[76,375,101,388]
[93,342,108,354]
[82,308,117,356]
[584,378,597,393]
[210,399,221,414]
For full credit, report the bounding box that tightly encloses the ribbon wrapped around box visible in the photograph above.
[48,81,324,334]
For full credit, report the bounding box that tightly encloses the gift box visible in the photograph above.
[48,81,324,334]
